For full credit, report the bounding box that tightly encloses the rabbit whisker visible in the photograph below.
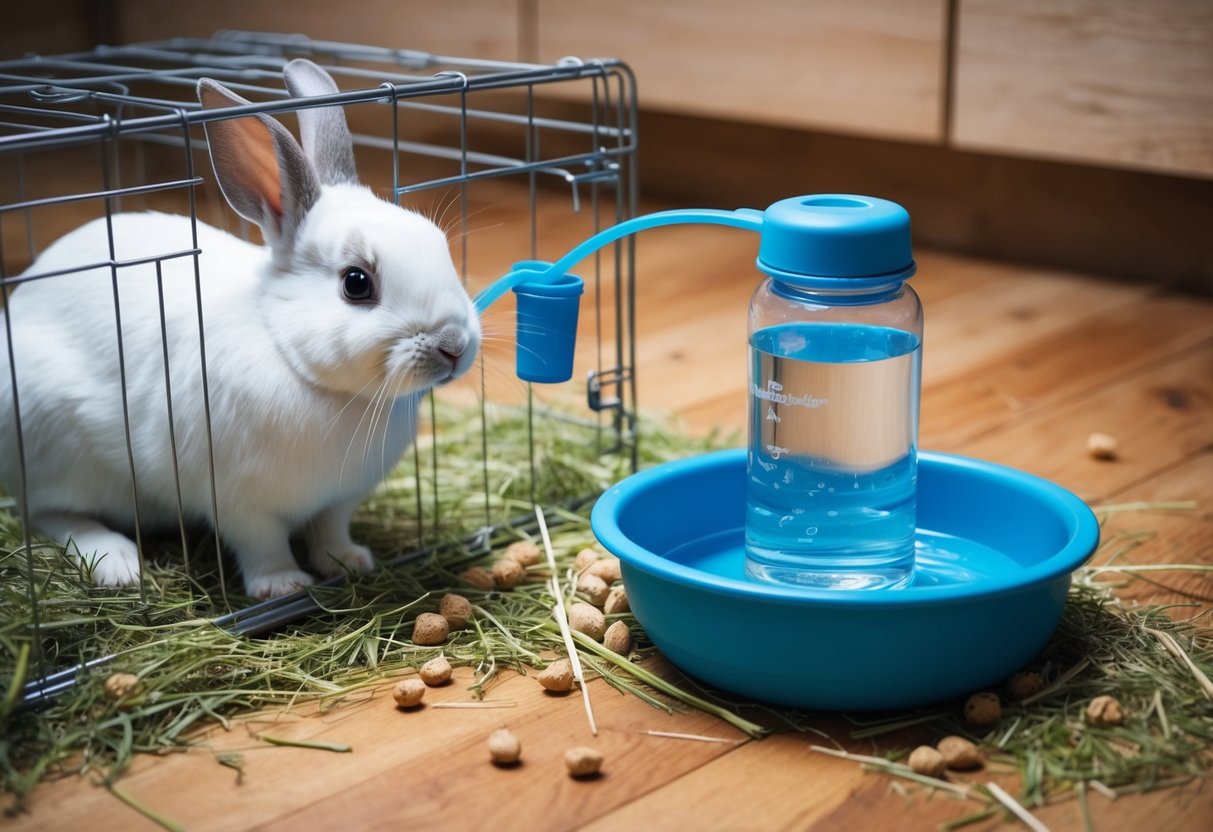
[339,372,391,482]
[444,221,504,247]
[430,190,462,238]
[379,373,409,478]
[321,370,389,438]
[371,373,403,468]
[438,200,495,241]
[361,373,395,474]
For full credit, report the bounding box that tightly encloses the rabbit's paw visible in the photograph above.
[309,543,375,578]
[247,569,315,600]
[36,516,142,587]
[87,536,142,587]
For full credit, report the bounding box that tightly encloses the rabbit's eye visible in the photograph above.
[342,267,374,302]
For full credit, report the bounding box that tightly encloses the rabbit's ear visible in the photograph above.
[283,59,359,186]
[197,78,321,256]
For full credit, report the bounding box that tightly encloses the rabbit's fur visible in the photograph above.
[0,60,480,598]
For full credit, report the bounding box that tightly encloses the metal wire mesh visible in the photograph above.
[0,31,638,705]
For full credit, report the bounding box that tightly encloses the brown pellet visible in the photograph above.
[564,746,604,778]
[392,678,426,708]
[412,612,449,646]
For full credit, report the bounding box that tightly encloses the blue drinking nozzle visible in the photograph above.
[474,208,763,383]
[474,195,914,382]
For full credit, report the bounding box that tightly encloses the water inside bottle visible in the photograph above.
[745,322,921,589]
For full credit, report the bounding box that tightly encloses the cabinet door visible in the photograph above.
[953,0,1213,178]
[537,0,947,142]
[116,0,521,61]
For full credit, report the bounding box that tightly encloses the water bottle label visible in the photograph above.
[764,443,790,461]
[751,378,828,410]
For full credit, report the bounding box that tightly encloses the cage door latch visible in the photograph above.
[587,367,631,413]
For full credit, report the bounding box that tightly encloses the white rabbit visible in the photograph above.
[0,59,481,598]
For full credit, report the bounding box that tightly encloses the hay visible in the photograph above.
[0,399,1209,823]
[0,397,721,806]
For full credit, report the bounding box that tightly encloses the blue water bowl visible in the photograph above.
[591,449,1100,711]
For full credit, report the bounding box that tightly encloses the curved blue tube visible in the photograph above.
[473,207,764,314]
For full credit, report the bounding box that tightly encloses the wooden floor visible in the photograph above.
[7,185,1213,831]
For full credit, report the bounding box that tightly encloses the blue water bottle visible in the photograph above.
[743,195,922,590]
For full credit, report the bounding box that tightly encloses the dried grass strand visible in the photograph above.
[1144,626,1213,699]
[985,782,1051,832]
[536,504,597,736]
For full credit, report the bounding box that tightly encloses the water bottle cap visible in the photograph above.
[758,194,915,285]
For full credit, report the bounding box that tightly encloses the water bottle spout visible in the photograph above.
[475,207,766,382]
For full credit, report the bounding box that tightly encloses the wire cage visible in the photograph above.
[0,32,638,706]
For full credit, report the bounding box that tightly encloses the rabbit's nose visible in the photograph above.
[435,324,472,365]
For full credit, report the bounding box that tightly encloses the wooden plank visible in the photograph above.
[1022,778,1213,832]
[1094,450,1213,607]
[808,767,1213,832]
[957,344,1213,503]
[578,733,866,832]
[802,772,987,831]
[922,294,1213,451]
[537,0,946,142]
[252,672,749,831]
[114,0,522,59]
[9,668,521,832]
[953,0,1213,178]
[9,662,751,832]
[921,269,1146,387]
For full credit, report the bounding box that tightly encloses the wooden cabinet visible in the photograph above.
[953,0,1213,179]
[536,0,947,143]
[114,0,521,62]
[41,1,1213,181]
[536,0,1213,179]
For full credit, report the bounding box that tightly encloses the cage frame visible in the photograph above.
[0,31,640,709]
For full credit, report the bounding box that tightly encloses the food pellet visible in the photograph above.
[1086,694,1124,726]
[412,612,450,646]
[536,658,574,692]
[588,556,622,584]
[907,745,946,778]
[567,602,606,641]
[504,540,542,567]
[1006,671,1044,701]
[492,558,525,590]
[603,586,630,615]
[603,620,632,655]
[564,745,604,778]
[573,548,599,573]
[104,672,141,702]
[488,728,521,765]
[439,593,473,629]
[963,691,1001,726]
[458,566,495,591]
[1086,432,1118,460]
[577,572,610,606]
[419,655,453,686]
[937,736,982,770]
[392,678,426,708]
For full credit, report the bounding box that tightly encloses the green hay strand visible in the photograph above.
[258,735,352,753]
[107,782,185,832]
